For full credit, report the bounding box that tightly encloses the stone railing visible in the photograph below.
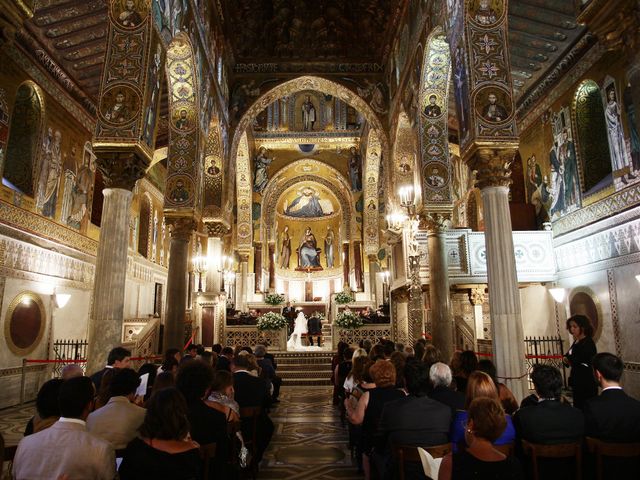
[403,229,556,285]
[333,324,392,349]
[224,325,288,351]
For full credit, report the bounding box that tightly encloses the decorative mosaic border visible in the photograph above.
[0,200,98,256]
[553,184,640,238]
[606,269,622,357]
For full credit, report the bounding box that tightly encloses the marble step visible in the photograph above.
[282,377,333,386]
[276,364,333,372]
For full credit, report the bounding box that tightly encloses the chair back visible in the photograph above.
[494,443,514,456]
[586,437,640,480]
[521,440,582,480]
[199,443,217,480]
[392,444,451,480]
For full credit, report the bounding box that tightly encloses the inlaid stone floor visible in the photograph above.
[259,386,362,479]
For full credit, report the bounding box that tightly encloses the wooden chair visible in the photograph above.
[240,406,262,480]
[1,433,17,479]
[392,443,451,480]
[521,439,582,480]
[199,443,217,480]
[586,437,640,480]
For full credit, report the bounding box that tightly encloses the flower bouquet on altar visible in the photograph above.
[335,290,354,305]
[264,293,285,306]
[335,310,363,329]
[257,311,287,331]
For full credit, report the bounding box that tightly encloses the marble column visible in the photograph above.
[86,188,133,375]
[367,254,379,306]
[470,286,487,340]
[237,254,249,312]
[353,241,364,292]
[163,219,196,350]
[205,236,222,294]
[425,214,454,363]
[268,243,276,291]
[342,243,350,288]
[474,149,527,400]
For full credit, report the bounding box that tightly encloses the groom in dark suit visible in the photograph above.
[282,301,296,335]
[307,312,322,346]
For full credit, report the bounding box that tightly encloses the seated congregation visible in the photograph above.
[9,333,640,480]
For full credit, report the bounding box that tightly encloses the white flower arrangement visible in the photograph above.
[264,293,286,305]
[335,290,355,305]
[335,310,364,329]
[256,311,287,331]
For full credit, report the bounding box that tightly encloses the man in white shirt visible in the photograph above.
[13,376,116,480]
[87,368,146,449]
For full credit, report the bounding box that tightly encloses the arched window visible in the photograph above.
[138,196,152,258]
[90,170,104,227]
[574,80,612,193]
[3,82,43,195]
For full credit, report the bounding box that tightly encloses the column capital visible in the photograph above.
[166,217,197,240]
[468,147,518,190]
[420,212,451,234]
[205,221,230,238]
[94,151,149,191]
[578,0,640,54]
[470,286,487,306]
[238,252,250,263]
[367,254,378,263]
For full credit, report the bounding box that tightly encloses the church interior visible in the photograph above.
[0,0,640,477]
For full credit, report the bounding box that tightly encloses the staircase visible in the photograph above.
[274,352,335,386]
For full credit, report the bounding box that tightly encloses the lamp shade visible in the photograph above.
[548,288,566,303]
[54,293,71,309]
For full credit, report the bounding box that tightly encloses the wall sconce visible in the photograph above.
[548,287,566,303]
[386,212,407,231]
[398,185,415,208]
[192,256,209,293]
[53,292,71,309]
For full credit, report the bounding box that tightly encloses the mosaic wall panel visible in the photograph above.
[236,132,252,249]
[420,31,453,207]
[363,130,381,255]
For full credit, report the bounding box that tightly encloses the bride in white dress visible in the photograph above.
[287,311,308,351]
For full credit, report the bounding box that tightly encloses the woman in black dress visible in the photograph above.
[439,397,524,480]
[119,388,201,480]
[564,314,598,409]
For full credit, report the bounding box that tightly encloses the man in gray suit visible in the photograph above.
[87,368,146,449]
[13,376,116,480]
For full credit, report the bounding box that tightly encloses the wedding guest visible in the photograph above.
[453,350,478,394]
[450,371,515,451]
[138,363,158,401]
[346,360,406,480]
[375,359,451,479]
[584,352,640,442]
[478,359,518,415]
[61,363,83,380]
[564,314,598,408]
[90,346,131,390]
[14,377,115,480]
[119,388,201,480]
[24,378,63,436]
[216,347,234,372]
[176,360,230,477]
[438,398,524,480]
[88,368,146,449]
[152,371,175,396]
[255,344,281,402]
[429,362,465,416]
[207,369,240,422]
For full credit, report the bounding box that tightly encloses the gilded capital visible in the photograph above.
[94,151,149,191]
[166,217,197,241]
[468,147,517,190]
[420,212,451,234]
[470,286,487,306]
[367,254,378,263]
[205,221,231,238]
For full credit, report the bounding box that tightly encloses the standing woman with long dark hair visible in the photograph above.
[564,314,598,408]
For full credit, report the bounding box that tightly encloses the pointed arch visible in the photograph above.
[419,27,453,209]
[392,111,418,205]
[163,32,201,213]
[202,116,227,228]
[230,76,390,254]
[4,81,45,196]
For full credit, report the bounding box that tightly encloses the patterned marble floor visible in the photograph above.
[0,402,34,479]
[259,386,362,479]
